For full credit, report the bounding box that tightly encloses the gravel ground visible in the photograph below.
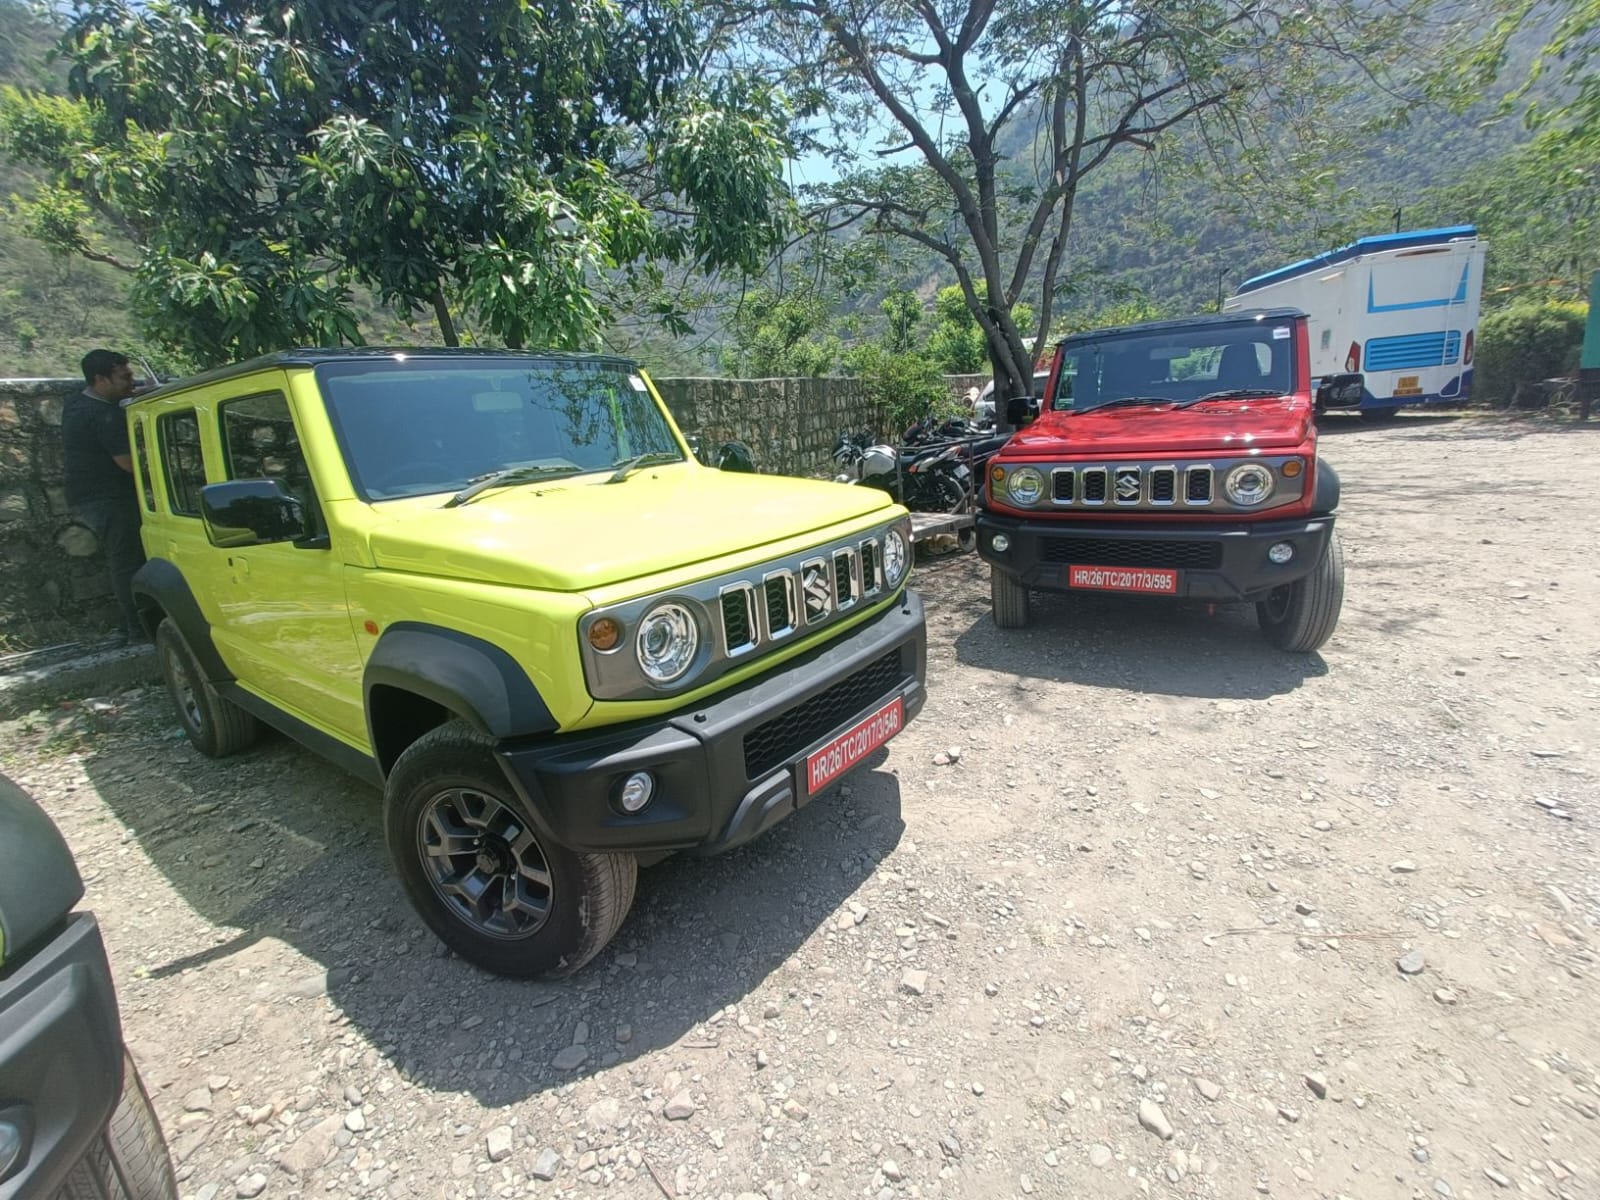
[4,412,1598,1200]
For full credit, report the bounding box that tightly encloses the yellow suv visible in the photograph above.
[125,350,925,978]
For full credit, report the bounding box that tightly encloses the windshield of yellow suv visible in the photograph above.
[1050,319,1295,412]
[316,357,685,500]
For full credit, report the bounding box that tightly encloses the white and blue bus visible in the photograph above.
[1225,226,1487,416]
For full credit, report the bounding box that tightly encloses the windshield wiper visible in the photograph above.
[1172,388,1283,410]
[1073,395,1175,414]
[605,451,682,483]
[443,464,582,508]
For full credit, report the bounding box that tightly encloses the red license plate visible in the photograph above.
[1068,564,1179,594]
[805,696,905,795]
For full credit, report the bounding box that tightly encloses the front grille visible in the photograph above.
[721,588,755,652]
[1186,467,1213,503]
[1150,467,1176,503]
[743,650,908,779]
[1040,537,1223,570]
[1081,469,1108,503]
[860,542,879,594]
[833,551,856,609]
[763,575,796,637]
[1052,470,1075,503]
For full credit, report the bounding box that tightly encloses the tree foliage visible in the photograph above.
[0,0,791,365]
[719,285,841,375]
[728,0,1428,414]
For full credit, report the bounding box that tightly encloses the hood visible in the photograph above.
[1007,395,1313,456]
[366,466,894,592]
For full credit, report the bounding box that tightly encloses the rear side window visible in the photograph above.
[158,410,206,516]
[132,421,155,512]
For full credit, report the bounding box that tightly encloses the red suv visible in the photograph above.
[978,308,1356,652]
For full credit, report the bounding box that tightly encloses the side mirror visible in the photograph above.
[685,434,703,462]
[1005,395,1039,427]
[202,479,309,548]
[1315,373,1365,409]
[715,440,756,473]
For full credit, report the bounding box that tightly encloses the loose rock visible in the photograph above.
[485,1125,514,1163]
[1138,1099,1174,1140]
[664,1090,696,1120]
[1398,950,1426,975]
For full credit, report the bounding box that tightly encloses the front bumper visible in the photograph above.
[495,591,926,856]
[0,913,124,1200]
[978,513,1335,601]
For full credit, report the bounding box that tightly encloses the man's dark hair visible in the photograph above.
[81,348,130,384]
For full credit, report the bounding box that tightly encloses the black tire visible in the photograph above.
[107,1053,179,1200]
[928,470,967,514]
[156,618,258,758]
[383,722,636,978]
[990,564,1030,629]
[1257,531,1345,652]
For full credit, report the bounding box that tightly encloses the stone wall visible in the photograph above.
[0,379,118,651]
[0,372,990,649]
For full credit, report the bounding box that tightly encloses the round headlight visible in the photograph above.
[1007,467,1045,506]
[1225,462,1275,506]
[636,602,698,683]
[883,526,910,587]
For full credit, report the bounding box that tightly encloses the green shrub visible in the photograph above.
[1473,300,1588,407]
[843,344,955,434]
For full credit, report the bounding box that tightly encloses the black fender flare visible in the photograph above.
[130,558,231,682]
[363,623,559,756]
[1313,458,1340,514]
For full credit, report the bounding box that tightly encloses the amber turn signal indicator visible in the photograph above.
[1282,460,1303,478]
[588,617,623,651]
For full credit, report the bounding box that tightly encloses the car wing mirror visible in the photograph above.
[201,479,310,548]
[1005,395,1039,427]
[715,440,756,473]
[1316,373,1365,409]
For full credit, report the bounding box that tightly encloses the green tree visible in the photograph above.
[719,286,841,376]
[729,0,1428,420]
[0,0,791,365]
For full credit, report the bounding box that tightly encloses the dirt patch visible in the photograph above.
[5,412,1598,1199]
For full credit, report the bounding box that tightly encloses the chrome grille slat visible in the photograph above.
[859,539,881,595]
[832,547,860,612]
[1149,466,1177,505]
[1185,465,1213,504]
[1051,468,1075,504]
[719,583,758,655]
[761,570,797,640]
[1081,467,1108,504]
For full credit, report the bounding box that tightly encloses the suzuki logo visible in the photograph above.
[801,560,831,620]
[1115,468,1141,501]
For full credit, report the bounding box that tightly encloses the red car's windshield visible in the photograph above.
[1052,319,1296,412]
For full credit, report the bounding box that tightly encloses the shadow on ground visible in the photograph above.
[912,555,1328,700]
[82,716,901,1106]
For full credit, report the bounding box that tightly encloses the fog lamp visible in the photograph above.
[618,771,655,814]
[991,534,1011,553]
[1268,542,1295,564]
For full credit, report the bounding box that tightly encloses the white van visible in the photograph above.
[1225,226,1487,416]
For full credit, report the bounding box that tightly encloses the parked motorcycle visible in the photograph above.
[832,430,973,513]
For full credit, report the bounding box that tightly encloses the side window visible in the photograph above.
[221,391,323,533]
[158,410,206,517]
[221,391,304,483]
[132,421,156,511]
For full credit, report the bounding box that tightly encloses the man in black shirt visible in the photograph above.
[63,349,146,644]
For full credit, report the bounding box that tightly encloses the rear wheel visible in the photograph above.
[383,722,636,978]
[990,565,1030,629]
[107,1053,179,1200]
[1257,531,1345,652]
[156,619,258,758]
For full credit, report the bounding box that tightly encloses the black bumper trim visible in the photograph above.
[0,913,123,1199]
[495,592,927,856]
[978,513,1336,601]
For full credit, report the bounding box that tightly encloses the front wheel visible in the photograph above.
[1257,531,1345,652]
[156,619,258,758]
[107,1053,179,1199]
[383,722,636,978]
[990,565,1030,629]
